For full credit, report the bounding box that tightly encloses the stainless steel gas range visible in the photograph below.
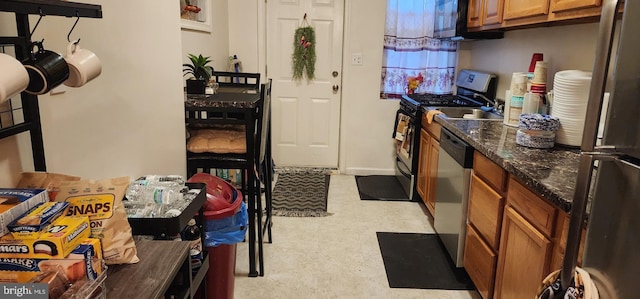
[392,69,497,202]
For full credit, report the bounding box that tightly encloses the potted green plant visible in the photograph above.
[183,54,214,94]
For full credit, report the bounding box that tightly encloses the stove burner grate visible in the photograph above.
[405,93,481,107]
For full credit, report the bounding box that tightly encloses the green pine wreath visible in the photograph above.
[292,26,316,81]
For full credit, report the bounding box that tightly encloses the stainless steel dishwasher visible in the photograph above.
[434,127,474,268]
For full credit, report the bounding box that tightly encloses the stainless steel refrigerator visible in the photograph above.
[560,0,640,298]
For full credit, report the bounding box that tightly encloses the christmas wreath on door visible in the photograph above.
[292,14,316,81]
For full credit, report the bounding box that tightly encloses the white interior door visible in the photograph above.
[266,0,344,168]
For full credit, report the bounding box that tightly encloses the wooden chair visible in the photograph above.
[185,79,273,276]
[212,71,261,92]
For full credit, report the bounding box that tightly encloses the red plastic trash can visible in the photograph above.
[188,173,244,299]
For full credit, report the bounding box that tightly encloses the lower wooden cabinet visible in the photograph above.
[417,129,430,204]
[550,212,586,271]
[464,224,497,299]
[417,116,441,217]
[494,206,552,299]
[468,174,504,251]
[463,154,585,299]
[426,137,439,214]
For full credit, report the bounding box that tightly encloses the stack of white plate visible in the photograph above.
[550,70,592,146]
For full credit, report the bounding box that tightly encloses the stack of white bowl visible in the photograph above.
[550,70,592,146]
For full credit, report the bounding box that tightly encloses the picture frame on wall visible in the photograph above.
[180,0,212,32]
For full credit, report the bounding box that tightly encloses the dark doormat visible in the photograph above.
[272,169,332,217]
[376,232,475,290]
[355,175,408,201]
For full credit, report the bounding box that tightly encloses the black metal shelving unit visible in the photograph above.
[0,0,102,171]
[126,182,210,299]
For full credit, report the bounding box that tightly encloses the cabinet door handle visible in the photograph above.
[332,85,339,92]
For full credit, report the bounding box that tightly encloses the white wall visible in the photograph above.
[181,0,230,73]
[0,1,185,187]
[467,23,606,101]
[341,0,399,175]
[227,0,261,74]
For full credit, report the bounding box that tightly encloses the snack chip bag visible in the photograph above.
[56,177,139,265]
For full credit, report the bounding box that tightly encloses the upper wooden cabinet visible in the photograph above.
[504,0,549,20]
[468,0,484,27]
[484,0,505,25]
[469,0,612,31]
[550,0,602,12]
[468,0,505,28]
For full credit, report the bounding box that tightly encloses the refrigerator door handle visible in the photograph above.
[581,0,623,152]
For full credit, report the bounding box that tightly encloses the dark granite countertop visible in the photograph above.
[185,92,260,109]
[434,115,580,213]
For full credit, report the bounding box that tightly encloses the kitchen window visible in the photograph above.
[380,0,458,99]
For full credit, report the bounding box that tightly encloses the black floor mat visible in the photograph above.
[355,175,408,201]
[376,232,475,290]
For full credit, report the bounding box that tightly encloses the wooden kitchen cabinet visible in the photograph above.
[463,155,588,299]
[494,177,557,299]
[550,212,586,271]
[464,224,498,299]
[468,174,504,250]
[484,0,505,25]
[504,0,549,20]
[417,114,442,216]
[417,129,430,204]
[550,0,601,12]
[468,0,484,27]
[426,137,439,214]
[464,151,506,299]
[494,206,553,299]
[416,129,438,216]
[469,0,612,31]
[467,0,504,30]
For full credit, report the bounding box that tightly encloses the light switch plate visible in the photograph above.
[351,53,363,65]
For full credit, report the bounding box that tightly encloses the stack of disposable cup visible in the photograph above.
[530,61,548,93]
[507,72,527,126]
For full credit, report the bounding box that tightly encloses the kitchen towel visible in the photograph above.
[377,232,475,290]
[425,109,443,124]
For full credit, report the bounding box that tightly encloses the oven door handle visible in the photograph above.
[396,158,412,178]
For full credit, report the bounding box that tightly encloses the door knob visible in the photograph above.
[332,71,339,77]
[332,85,339,92]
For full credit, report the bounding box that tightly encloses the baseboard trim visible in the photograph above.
[344,167,396,176]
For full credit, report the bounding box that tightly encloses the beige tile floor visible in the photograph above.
[234,174,481,299]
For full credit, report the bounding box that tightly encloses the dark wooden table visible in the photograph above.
[105,240,190,299]
[184,91,263,277]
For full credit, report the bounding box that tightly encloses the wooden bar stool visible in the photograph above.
[185,79,272,276]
